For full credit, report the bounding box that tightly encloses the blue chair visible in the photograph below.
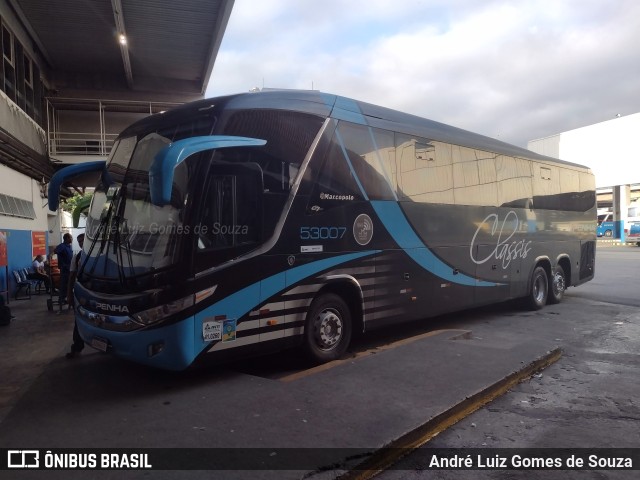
[22,268,44,294]
[12,270,31,300]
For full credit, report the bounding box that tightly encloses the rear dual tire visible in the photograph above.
[526,264,566,310]
[526,266,549,310]
[548,265,566,304]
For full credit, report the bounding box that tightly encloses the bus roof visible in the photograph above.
[120,90,590,171]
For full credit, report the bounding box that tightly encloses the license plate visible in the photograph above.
[91,337,108,352]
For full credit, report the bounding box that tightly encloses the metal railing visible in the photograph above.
[45,97,182,158]
[47,132,118,156]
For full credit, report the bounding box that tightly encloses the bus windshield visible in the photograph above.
[81,106,326,288]
[84,133,191,280]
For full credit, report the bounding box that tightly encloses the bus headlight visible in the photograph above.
[132,295,195,326]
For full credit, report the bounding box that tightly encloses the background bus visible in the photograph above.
[49,90,596,370]
[597,204,640,241]
[597,213,615,237]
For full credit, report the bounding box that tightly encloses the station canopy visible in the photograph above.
[13,0,234,96]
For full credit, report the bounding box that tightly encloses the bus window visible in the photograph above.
[307,121,399,211]
[452,147,499,207]
[397,134,454,204]
[334,122,396,200]
[308,127,366,211]
[496,155,532,208]
[221,109,322,191]
[197,162,262,265]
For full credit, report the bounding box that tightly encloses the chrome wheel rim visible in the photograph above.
[533,275,546,303]
[313,308,343,351]
[552,272,565,297]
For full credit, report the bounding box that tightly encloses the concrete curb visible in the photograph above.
[597,240,639,247]
[335,347,563,480]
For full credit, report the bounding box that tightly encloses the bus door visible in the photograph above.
[198,163,281,344]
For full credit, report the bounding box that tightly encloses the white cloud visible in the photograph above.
[208,0,640,148]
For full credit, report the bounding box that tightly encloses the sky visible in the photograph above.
[205,0,640,150]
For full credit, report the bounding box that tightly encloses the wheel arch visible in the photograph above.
[556,254,572,288]
[527,256,552,290]
[316,274,364,335]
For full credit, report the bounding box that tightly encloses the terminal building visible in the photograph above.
[528,112,640,241]
[0,0,234,297]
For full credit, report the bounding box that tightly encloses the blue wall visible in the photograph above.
[0,229,49,301]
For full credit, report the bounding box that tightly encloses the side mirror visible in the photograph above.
[149,135,266,206]
[48,161,109,211]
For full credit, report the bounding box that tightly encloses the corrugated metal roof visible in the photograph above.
[12,0,233,94]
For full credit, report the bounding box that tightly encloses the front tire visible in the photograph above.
[526,266,548,310]
[304,293,352,363]
[548,265,566,304]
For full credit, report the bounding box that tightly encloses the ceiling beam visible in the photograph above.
[111,0,134,89]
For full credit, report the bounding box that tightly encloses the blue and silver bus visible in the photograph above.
[49,90,596,370]
[597,213,614,237]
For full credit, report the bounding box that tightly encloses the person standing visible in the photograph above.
[54,233,73,309]
[65,233,85,358]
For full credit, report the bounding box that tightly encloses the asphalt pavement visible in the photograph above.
[376,244,640,480]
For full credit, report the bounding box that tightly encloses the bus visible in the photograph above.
[48,90,596,370]
[597,205,640,241]
[597,213,614,237]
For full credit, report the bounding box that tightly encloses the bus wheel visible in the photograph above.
[526,266,548,310]
[304,293,352,363]
[604,229,612,237]
[548,265,566,304]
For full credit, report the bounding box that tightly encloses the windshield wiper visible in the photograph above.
[84,190,118,277]
[112,218,138,287]
[111,185,137,287]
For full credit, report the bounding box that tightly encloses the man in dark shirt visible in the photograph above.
[54,233,73,309]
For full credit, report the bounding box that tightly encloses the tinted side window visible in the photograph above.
[532,163,561,207]
[221,109,323,191]
[217,110,324,232]
[197,162,262,266]
[496,155,532,208]
[336,122,396,200]
[308,128,364,212]
[451,146,498,207]
[397,134,454,204]
[532,164,594,211]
